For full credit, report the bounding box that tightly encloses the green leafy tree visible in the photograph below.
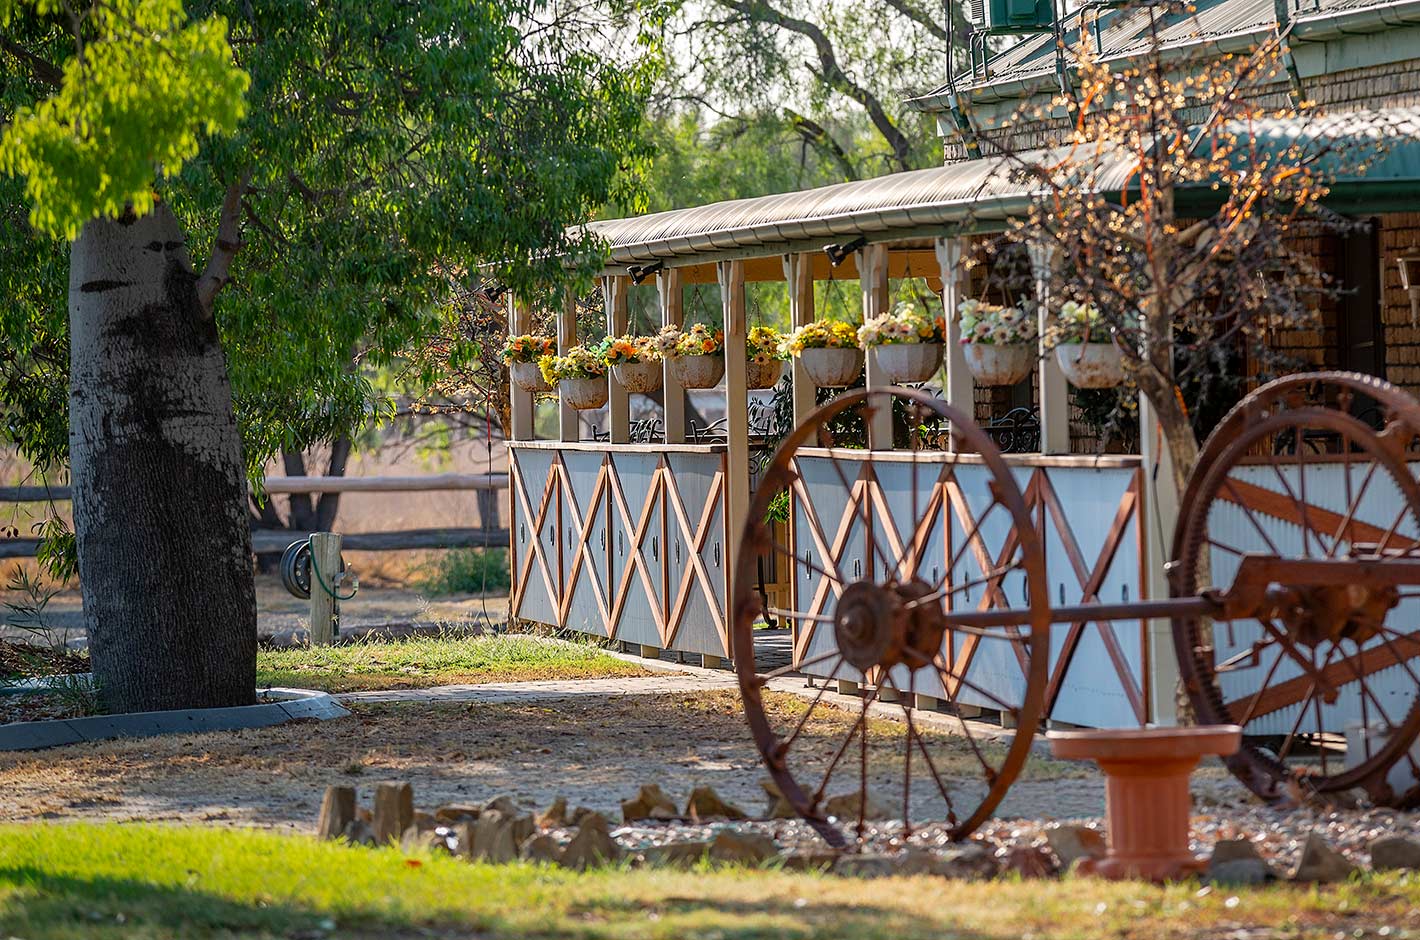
[0,0,658,712]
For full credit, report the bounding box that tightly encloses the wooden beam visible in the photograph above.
[1031,241,1069,454]
[1,474,510,502]
[603,274,631,444]
[936,237,974,452]
[674,249,942,285]
[720,259,749,662]
[860,242,894,451]
[657,267,687,444]
[559,286,579,442]
[784,253,817,430]
[264,474,507,494]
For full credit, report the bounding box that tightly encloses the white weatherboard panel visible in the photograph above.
[560,451,609,639]
[1039,466,1144,728]
[511,448,559,626]
[665,453,729,657]
[609,452,663,649]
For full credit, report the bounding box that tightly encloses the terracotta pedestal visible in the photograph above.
[1047,725,1241,882]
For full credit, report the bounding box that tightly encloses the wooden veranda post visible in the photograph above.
[785,253,816,429]
[935,237,974,451]
[559,286,579,443]
[1030,241,1069,454]
[658,268,687,444]
[1140,395,1181,725]
[603,275,631,444]
[860,243,893,451]
[720,260,750,664]
[509,297,534,442]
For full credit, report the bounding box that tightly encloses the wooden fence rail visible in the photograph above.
[0,474,510,558]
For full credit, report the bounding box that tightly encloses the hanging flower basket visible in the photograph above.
[962,343,1033,387]
[559,376,609,410]
[1055,342,1124,388]
[670,353,725,389]
[747,359,784,390]
[799,347,863,388]
[875,342,943,384]
[613,360,663,394]
[511,360,552,393]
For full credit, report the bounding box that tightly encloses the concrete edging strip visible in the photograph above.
[0,686,349,752]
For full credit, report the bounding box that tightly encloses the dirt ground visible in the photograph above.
[0,689,1252,835]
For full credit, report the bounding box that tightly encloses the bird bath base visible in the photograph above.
[1047,725,1241,882]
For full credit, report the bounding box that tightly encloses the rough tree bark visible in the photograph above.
[68,202,257,713]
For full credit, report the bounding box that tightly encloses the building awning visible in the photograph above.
[581,106,1420,272]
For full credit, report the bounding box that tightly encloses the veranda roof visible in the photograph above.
[580,106,1420,271]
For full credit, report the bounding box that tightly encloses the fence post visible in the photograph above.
[309,532,343,646]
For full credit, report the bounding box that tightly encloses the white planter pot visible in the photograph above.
[747,359,785,390]
[798,347,863,388]
[670,353,725,389]
[1055,342,1124,388]
[559,376,609,410]
[613,360,663,394]
[874,342,944,384]
[510,361,551,393]
[962,343,1033,387]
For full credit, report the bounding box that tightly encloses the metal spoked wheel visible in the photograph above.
[1173,379,1420,806]
[732,387,1051,849]
[279,538,347,601]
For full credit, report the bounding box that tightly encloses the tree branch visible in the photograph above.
[714,0,918,171]
[0,36,64,88]
[196,171,252,316]
[882,0,948,42]
[784,107,858,181]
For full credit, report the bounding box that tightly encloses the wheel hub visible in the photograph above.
[834,578,946,673]
[1269,582,1398,648]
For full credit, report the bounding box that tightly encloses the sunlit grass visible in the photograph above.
[256,633,650,693]
[1,823,1415,939]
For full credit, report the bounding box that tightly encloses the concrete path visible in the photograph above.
[338,647,1022,744]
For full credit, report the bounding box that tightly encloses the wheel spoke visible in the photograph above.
[778,656,844,753]
[757,648,840,684]
[1328,456,1378,557]
[1221,477,1283,556]
[814,682,881,804]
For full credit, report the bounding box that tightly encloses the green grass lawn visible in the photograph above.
[256,633,651,693]
[0,823,1415,939]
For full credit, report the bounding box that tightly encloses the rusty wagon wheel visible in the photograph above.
[1173,376,1420,807]
[732,387,1050,849]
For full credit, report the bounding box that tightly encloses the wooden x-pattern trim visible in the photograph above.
[555,454,612,632]
[1037,470,1146,722]
[510,454,559,619]
[941,473,1031,699]
[663,465,727,650]
[793,464,874,665]
[866,462,952,585]
[607,460,668,641]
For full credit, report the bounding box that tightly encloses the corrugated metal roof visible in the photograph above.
[580,106,1420,269]
[909,0,1420,107]
[913,0,1274,102]
[580,143,1137,266]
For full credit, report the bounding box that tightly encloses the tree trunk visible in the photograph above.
[68,204,257,713]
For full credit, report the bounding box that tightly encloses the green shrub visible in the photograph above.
[418,547,511,595]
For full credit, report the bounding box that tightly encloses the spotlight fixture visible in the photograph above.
[822,237,867,267]
[627,260,665,285]
[484,283,509,303]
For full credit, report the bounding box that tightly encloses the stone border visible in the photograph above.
[0,682,349,752]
